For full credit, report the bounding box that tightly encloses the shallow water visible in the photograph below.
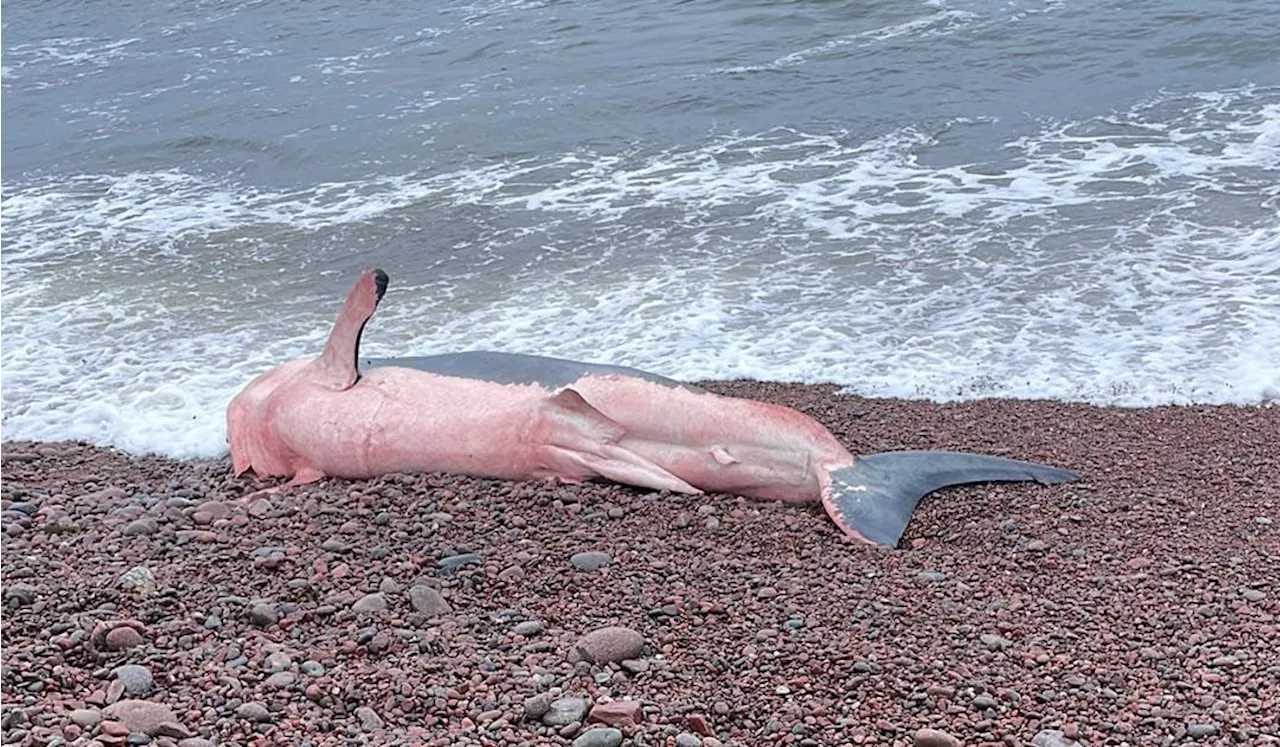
[3,0,1278,457]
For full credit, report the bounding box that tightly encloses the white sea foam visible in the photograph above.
[2,86,1277,459]
[713,0,1065,76]
[715,9,980,75]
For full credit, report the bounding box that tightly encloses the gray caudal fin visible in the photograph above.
[822,450,1079,548]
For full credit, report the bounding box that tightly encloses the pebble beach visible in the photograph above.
[2,383,1277,747]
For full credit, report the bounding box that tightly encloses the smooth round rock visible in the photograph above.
[513,620,544,636]
[543,698,590,727]
[235,702,272,722]
[570,626,645,664]
[105,627,145,651]
[570,551,611,572]
[264,671,296,689]
[573,728,623,747]
[121,517,158,536]
[113,665,154,695]
[351,593,388,614]
[69,709,102,728]
[916,728,960,747]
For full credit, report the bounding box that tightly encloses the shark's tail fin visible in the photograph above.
[821,450,1079,548]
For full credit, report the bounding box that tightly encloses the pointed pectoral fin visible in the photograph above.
[549,445,701,495]
[236,465,327,503]
[544,387,626,443]
[541,388,700,495]
[711,446,739,465]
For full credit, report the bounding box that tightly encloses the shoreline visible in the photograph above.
[3,383,1275,466]
[2,384,1277,746]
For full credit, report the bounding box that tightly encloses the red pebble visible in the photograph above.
[588,701,644,729]
[687,713,713,736]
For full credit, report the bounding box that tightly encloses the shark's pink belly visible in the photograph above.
[568,376,854,502]
[273,371,555,481]
[268,368,852,502]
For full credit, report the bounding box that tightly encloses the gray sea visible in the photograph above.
[2,0,1278,458]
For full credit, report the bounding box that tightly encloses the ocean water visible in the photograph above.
[2,0,1278,459]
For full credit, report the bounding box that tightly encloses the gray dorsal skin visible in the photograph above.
[825,451,1080,547]
[359,351,704,392]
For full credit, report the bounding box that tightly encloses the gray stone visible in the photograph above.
[916,570,947,582]
[437,553,484,573]
[248,603,279,628]
[113,665,154,695]
[675,734,702,747]
[514,620,544,636]
[571,626,645,664]
[354,706,384,731]
[543,697,590,726]
[264,671,296,689]
[570,551,611,572]
[321,537,349,553]
[69,708,102,728]
[1031,729,1082,747]
[4,583,38,605]
[300,660,325,677]
[263,652,292,672]
[523,692,554,720]
[351,593,388,614]
[407,585,452,617]
[973,694,998,710]
[980,633,1012,651]
[235,702,272,722]
[1242,588,1265,602]
[1187,724,1219,739]
[572,727,623,747]
[121,517,158,536]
